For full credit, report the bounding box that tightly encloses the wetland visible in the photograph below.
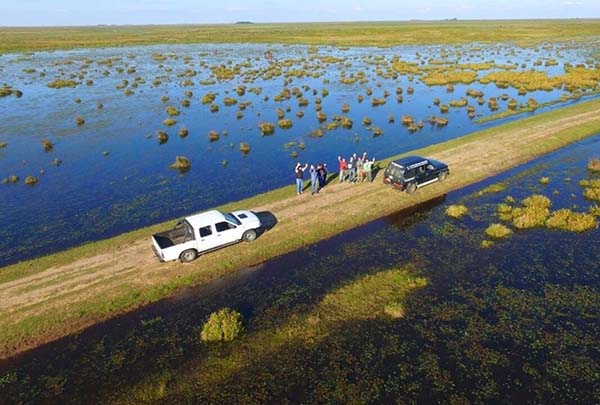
[1,40,600,266]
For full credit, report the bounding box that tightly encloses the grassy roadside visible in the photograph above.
[1,98,600,359]
[1,20,600,53]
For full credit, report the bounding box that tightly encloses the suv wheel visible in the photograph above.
[180,249,198,263]
[242,229,257,242]
[439,171,447,182]
[406,183,417,194]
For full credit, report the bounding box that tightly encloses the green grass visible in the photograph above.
[1,20,600,53]
[2,98,600,358]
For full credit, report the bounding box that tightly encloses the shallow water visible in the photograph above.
[1,41,598,265]
[1,134,598,402]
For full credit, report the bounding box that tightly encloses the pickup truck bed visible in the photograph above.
[152,228,190,249]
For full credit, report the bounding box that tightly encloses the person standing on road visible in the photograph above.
[310,164,319,195]
[318,163,328,189]
[364,156,375,182]
[348,157,356,183]
[295,162,309,195]
[338,156,347,183]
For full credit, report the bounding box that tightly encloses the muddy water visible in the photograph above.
[1,42,598,265]
[1,135,599,403]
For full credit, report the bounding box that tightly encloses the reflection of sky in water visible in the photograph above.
[5,135,600,402]
[0,42,597,265]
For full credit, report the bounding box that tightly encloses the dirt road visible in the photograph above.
[1,105,600,359]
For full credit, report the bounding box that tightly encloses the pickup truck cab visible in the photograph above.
[383,155,449,193]
[151,210,262,262]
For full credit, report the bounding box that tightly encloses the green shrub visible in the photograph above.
[445,204,468,218]
[485,223,512,239]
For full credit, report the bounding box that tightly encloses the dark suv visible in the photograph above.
[383,155,449,193]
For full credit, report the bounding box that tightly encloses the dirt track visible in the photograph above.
[1,107,600,358]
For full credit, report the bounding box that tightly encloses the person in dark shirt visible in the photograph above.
[295,162,308,195]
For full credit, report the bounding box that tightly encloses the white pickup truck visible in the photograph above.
[151,210,262,262]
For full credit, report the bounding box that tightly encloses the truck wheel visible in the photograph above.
[406,183,417,194]
[179,249,198,263]
[242,229,257,242]
[439,171,447,182]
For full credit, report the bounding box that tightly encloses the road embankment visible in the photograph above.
[1,99,600,360]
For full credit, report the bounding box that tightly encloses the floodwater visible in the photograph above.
[0,41,598,265]
[1,134,598,403]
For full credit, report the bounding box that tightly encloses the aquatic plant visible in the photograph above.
[507,99,518,110]
[371,98,386,106]
[384,301,404,318]
[0,142,7,148]
[407,86,414,94]
[210,104,219,113]
[41,139,53,152]
[539,176,550,185]
[51,158,62,166]
[317,111,327,122]
[201,93,216,104]
[546,209,597,232]
[440,104,449,113]
[357,94,364,103]
[169,156,191,173]
[163,119,176,127]
[239,142,251,154]
[445,204,468,218]
[590,205,600,216]
[341,103,350,113]
[47,79,77,88]
[362,116,372,126]
[75,116,85,126]
[223,97,237,106]
[401,115,414,126]
[259,122,275,135]
[466,88,483,98]
[200,308,244,343]
[166,106,180,116]
[3,175,19,184]
[278,119,293,129]
[480,240,494,248]
[436,118,449,126]
[310,129,324,138]
[178,127,189,138]
[157,131,169,144]
[208,130,220,142]
[449,98,468,107]
[511,194,551,229]
[371,127,383,137]
[588,158,600,172]
[485,223,512,239]
[24,176,39,186]
[433,98,440,106]
[181,99,190,107]
[527,98,539,109]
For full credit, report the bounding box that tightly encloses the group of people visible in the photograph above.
[295,162,328,195]
[294,152,376,195]
[338,152,376,183]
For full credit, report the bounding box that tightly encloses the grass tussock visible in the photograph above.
[512,194,551,229]
[445,204,468,218]
[278,118,293,129]
[239,142,251,154]
[539,176,550,185]
[178,127,189,138]
[588,158,600,172]
[163,118,176,127]
[166,106,180,116]
[157,131,169,144]
[47,79,77,89]
[200,308,244,343]
[485,223,512,239]
[259,122,275,135]
[546,209,597,232]
[169,156,191,173]
[24,176,39,186]
[41,139,54,152]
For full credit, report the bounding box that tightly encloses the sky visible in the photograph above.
[2,0,599,26]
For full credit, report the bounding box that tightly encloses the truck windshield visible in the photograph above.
[224,212,242,226]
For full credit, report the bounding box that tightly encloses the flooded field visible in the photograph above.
[1,41,599,265]
[1,134,598,402]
